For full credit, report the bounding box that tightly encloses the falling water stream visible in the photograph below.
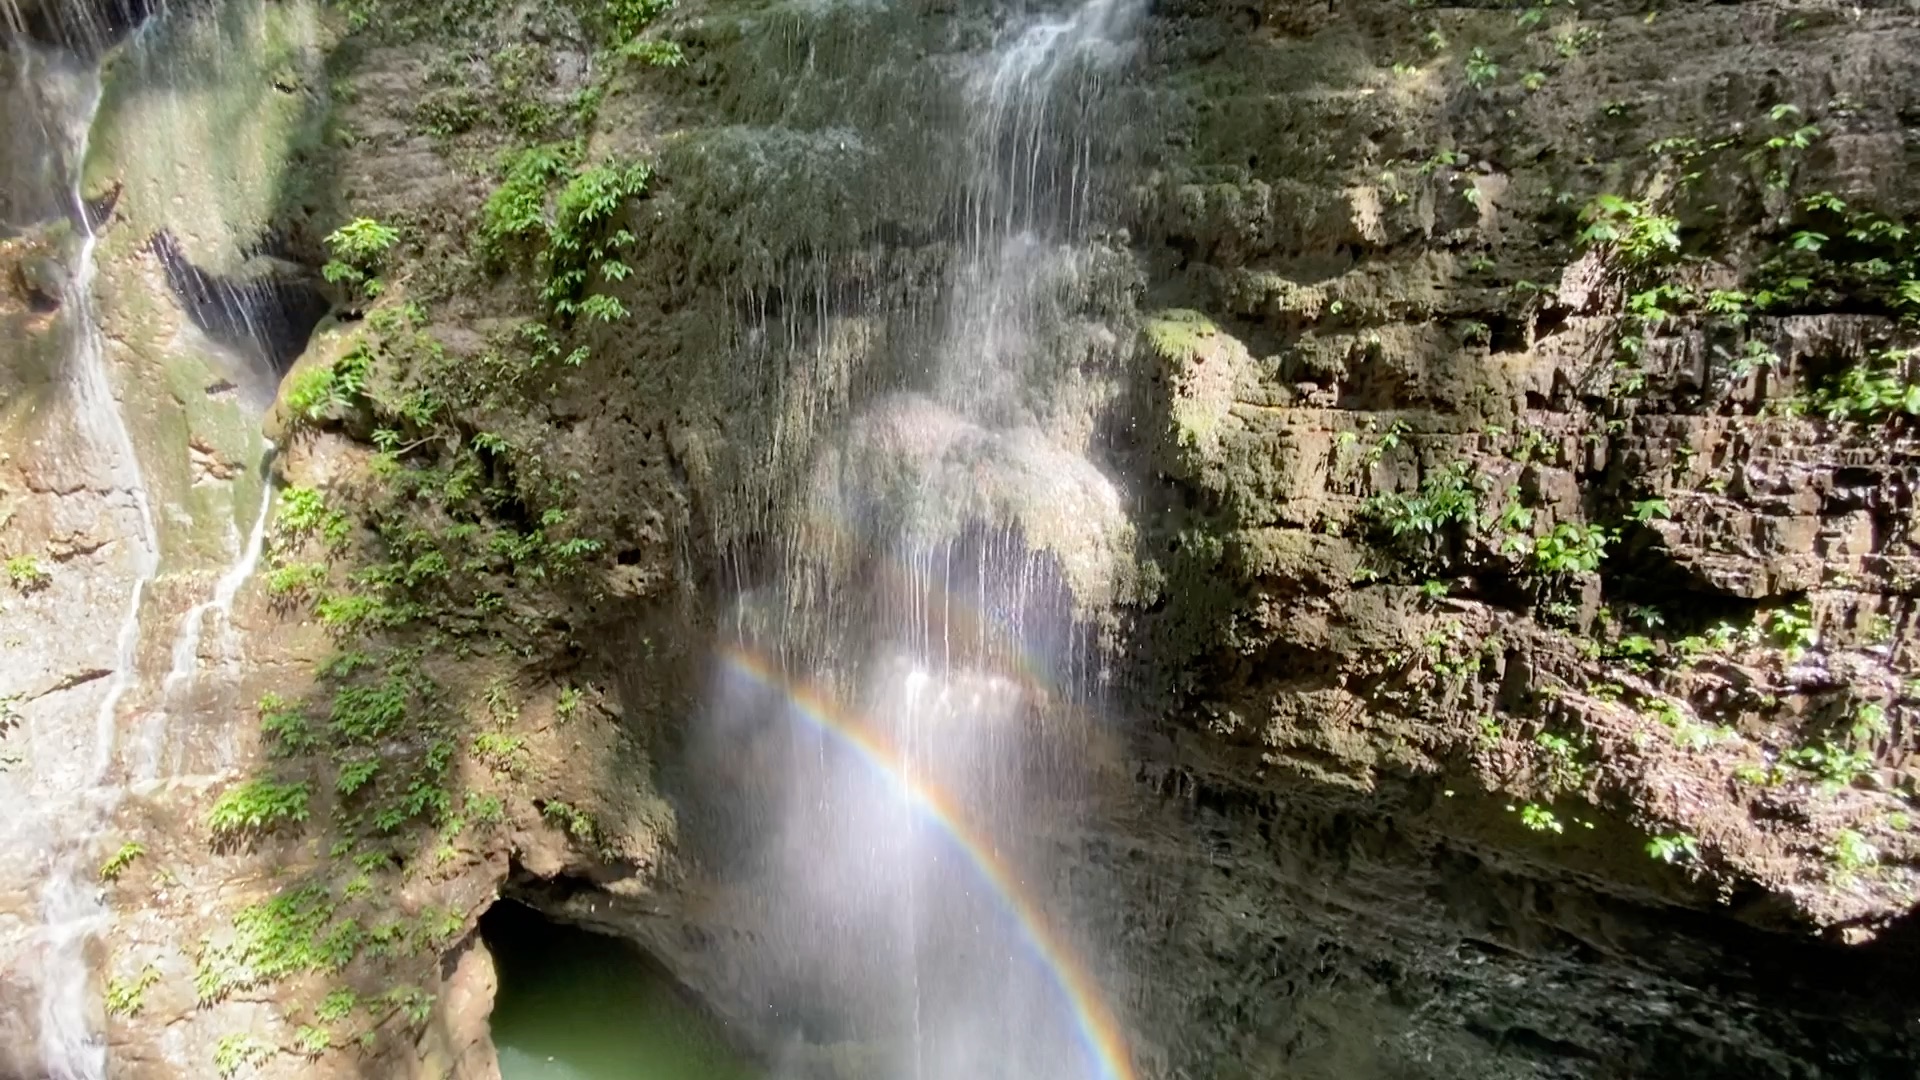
[701,0,1142,1076]
[23,52,163,1080]
[138,456,275,783]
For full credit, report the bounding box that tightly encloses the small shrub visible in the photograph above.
[1363,461,1482,541]
[1533,731,1585,792]
[1517,803,1564,834]
[1830,828,1879,881]
[1783,741,1874,790]
[213,1033,270,1078]
[1464,47,1499,88]
[265,562,328,598]
[282,346,370,426]
[465,791,507,825]
[330,677,410,742]
[335,758,380,797]
[1817,348,1919,423]
[1765,601,1817,659]
[207,780,311,837]
[1530,523,1611,575]
[194,885,356,1003]
[259,694,319,756]
[1579,194,1680,265]
[1629,498,1670,522]
[381,984,436,1027]
[1646,833,1700,864]
[540,799,599,843]
[105,966,161,1017]
[99,841,146,882]
[315,989,359,1023]
[322,217,400,303]
[5,555,49,592]
[293,1025,331,1057]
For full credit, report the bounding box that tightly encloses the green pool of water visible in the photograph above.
[486,902,758,1080]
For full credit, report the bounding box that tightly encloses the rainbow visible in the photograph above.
[720,643,1136,1080]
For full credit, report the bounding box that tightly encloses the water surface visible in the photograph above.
[487,902,757,1080]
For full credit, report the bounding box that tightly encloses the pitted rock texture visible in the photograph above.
[5,0,1920,1078]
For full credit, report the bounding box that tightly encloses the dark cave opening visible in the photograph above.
[479,899,756,1080]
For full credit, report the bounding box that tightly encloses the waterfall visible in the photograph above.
[699,0,1142,1076]
[11,46,163,1080]
[138,456,274,783]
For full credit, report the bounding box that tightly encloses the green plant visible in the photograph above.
[315,592,408,634]
[1516,803,1564,834]
[1728,338,1778,381]
[99,841,146,882]
[105,966,161,1017]
[1745,104,1822,190]
[316,988,359,1023]
[195,885,362,1003]
[269,561,328,601]
[1464,48,1499,88]
[1817,348,1920,423]
[335,758,381,797]
[1611,633,1657,671]
[479,144,650,330]
[1552,26,1600,58]
[1830,828,1878,881]
[1783,741,1874,790]
[1579,194,1680,266]
[1646,833,1700,864]
[618,38,685,66]
[1533,731,1586,792]
[330,676,411,743]
[258,694,319,756]
[213,1033,270,1078]
[322,217,400,303]
[5,555,49,592]
[1766,601,1817,659]
[1626,498,1670,523]
[1530,523,1611,575]
[206,779,311,837]
[1704,288,1751,326]
[1363,461,1482,544]
[540,799,599,844]
[381,984,436,1027]
[474,731,526,767]
[294,1025,331,1057]
[465,791,506,825]
[1851,701,1890,743]
[1626,604,1665,629]
[1515,0,1562,28]
[278,486,337,539]
[283,345,370,426]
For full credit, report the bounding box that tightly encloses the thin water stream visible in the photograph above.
[27,48,161,1080]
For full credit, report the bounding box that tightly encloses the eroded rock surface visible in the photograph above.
[3,0,1919,1078]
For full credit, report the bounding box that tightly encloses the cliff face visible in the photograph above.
[2,0,1919,1077]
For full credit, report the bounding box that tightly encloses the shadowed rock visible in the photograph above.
[146,228,329,373]
[1,0,157,53]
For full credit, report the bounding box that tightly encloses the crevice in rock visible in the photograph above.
[146,228,330,374]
